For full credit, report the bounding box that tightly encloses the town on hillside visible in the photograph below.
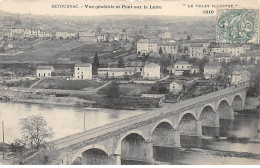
[0,11,260,165]
[0,13,259,108]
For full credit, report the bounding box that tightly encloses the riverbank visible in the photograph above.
[244,96,260,110]
[0,87,95,107]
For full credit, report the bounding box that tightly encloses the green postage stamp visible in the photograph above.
[217,8,259,44]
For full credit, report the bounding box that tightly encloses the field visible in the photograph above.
[33,77,107,90]
[0,39,100,62]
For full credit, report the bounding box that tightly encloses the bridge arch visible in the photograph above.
[231,94,243,111]
[178,112,198,136]
[150,120,177,147]
[70,144,109,165]
[217,99,234,120]
[199,105,219,128]
[114,130,150,155]
[120,132,153,162]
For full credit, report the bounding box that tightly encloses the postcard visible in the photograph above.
[0,0,259,165]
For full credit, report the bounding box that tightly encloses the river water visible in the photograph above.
[0,102,260,165]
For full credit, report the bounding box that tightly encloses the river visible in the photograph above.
[0,102,260,165]
[0,102,147,143]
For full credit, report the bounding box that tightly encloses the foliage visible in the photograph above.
[199,57,209,72]
[183,46,189,53]
[92,52,100,75]
[159,57,172,73]
[159,47,163,54]
[149,83,169,94]
[183,70,190,77]
[118,57,125,68]
[10,139,26,154]
[247,65,260,97]
[19,115,54,149]
[104,81,120,98]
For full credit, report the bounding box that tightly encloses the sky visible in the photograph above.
[0,0,259,16]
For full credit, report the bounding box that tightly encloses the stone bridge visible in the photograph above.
[46,84,249,165]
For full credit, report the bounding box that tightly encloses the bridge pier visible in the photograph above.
[82,153,120,165]
[196,120,202,137]
[121,140,154,163]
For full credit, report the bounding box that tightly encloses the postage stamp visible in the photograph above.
[217,8,259,44]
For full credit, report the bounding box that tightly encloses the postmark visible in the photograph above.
[217,8,259,44]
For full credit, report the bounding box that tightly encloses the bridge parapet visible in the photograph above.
[47,83,250,152]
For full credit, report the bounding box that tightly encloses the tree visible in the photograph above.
[149,83,169,94]
[105,81,120,98]
[183,46,189,53]
[10,139,26,155]
[159,47,163,54]
[188,57,199,64]
[92,52,100,75]
[118,57,125,68]
[19,115,54,149]
[249,57,256,65]
[159,57,171,73]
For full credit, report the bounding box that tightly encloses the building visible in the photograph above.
[190,66,200,74]
[178,39,211,53]
[36,66,54,78]
[74,63,92,80]
[209,44,249,57]
[189,43,204,59]
[172,61,191,76]
[158,42,178,55]
[137,38,160,54]
[214,52,232,63]
[119,32,131,41]
[125,62,144,76]
[161,32,172,39]
[169,80,183,93]
[55,31,76,39]
[143,63,160,80]
[97,33,109,42]
[97,68,135,78]
[230,68,251,85]
[240,50,260,64]
[204,63,221,79]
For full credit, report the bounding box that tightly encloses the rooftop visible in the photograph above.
[204,63,221,68]
[214,52,232,57]
[172,80,183,85]
[138,38,160,43]
[36,66,53,70]
[240,50,260,57]
[190,43,204,47]
[97,68,134,72]
[175,61,190,65]
[125,61,144,67]
[75,63,92,67]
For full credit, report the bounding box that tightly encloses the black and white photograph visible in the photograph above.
[0,0,259,165]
